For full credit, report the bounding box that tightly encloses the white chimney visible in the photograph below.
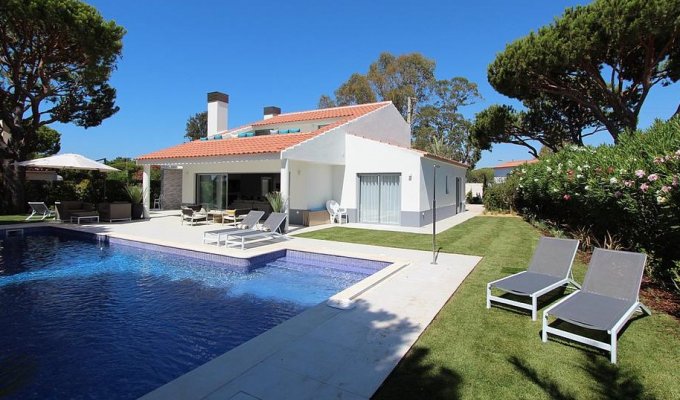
[207,92,228,136]
[263,106,281,120]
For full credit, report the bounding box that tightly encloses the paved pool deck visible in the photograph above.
[4,213,482,399]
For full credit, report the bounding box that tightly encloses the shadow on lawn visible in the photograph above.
[372,346,463,400]
[509,354,656,400]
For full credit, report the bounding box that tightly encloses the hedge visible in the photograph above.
[512,118,680,290]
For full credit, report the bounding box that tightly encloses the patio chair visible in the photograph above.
[326,200,347,224]
[180,207,208,226]
[224,212,288,250]
[25,202,55,221]
[202,210,265,246]
[487,237,580,320]
[542,248,651,363]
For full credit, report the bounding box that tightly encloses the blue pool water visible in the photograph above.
[0,231,387,399]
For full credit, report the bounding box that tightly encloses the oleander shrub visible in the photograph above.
[513,118,680,290]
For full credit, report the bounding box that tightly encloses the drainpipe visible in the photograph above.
[142,164,151,219]
[280,158,290,232]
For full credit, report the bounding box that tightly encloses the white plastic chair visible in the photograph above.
[326,200,347,224]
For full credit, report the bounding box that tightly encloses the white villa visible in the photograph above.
[136,92,468,228]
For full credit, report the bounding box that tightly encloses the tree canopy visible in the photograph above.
[31,125,61,159]
[185,111,207,141]
[318,52,481,166]
[0,0,125,212]
[487,0,680,141]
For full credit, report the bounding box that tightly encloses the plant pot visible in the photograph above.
[131,203,144,220]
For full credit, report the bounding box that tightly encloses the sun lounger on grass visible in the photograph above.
[202,210,265,246]
[26,202,55,221]
[542,248,651,363]
[224,212,288,250]
[487,237,580,320]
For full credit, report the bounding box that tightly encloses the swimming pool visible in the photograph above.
[0,228,389,399]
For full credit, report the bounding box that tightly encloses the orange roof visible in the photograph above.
[137,102,390,161]
[492,159,539,169]
[137,133,318,161]
[250,102,390,127]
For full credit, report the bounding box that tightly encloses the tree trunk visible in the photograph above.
[672,103,680,120]
[0,159,26,214]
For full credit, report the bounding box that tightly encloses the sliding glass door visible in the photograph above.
[196,174,228,210]
[359,174,401,225]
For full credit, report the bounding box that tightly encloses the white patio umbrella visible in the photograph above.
[16,153,119,172]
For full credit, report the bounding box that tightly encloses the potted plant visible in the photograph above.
[125,184,144,220]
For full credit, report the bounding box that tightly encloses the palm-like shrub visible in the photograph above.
[265,191,287,212]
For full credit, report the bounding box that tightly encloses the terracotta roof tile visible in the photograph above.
[250,102,390,126]
[137,101,390,161]
[137,133,317,161]
[492,159,539,169]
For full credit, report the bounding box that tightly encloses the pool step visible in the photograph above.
[264,258,378,276]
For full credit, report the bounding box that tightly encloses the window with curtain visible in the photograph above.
[359,174,401,225]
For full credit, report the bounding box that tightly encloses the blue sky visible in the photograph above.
[55,0,679,168]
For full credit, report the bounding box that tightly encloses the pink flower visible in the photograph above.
[563,194,571,201]
[614,191,623,198]
[624,180,634,188]
[676,150,680,157]
[661,185,671,193]
[648,174,659,182]
[635,170,645,178]
[654,157,664,164]
[640,183,649,192]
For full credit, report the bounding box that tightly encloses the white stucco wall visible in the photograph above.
[419,157,467,212]
[288,160,334,210]
[345,104,410,147]
[340,135,421,212]
[466,183,484,197]
[282,129,345,165]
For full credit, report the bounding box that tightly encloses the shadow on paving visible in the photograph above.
[371,347,463,400]
[509,354,657,400]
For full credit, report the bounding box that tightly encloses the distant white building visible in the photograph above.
[136,92,469,227]
[492,159,539,183]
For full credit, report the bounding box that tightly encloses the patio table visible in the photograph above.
[70,211,99,224]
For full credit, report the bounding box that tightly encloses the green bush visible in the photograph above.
[466,191,483,204]
[513,118,680,290]
[483,176,519,212]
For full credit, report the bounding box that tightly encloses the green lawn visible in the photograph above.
[0,214,51,225]
[297,217,680,399]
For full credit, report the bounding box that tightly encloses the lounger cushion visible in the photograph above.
[492,272,565,296]
[548,292,635,331]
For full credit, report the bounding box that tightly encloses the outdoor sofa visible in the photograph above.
[97,202,132,222]
[55,201,97,221]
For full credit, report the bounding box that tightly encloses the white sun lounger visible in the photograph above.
[542,248,651,363]
[202,210,265,246]
[224,212,288,250]
[25,202,55,221]
[487,237,580,320]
